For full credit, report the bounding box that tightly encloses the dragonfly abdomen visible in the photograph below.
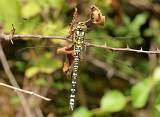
[69,47,80,111]
[69,22,87,111]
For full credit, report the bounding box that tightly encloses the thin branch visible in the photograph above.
[0,82,51,101]
[87,43,160,54]
[0,34,160,54]
[0,34,68,41]
[0,42,33,117]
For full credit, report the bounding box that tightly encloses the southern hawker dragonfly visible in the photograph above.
[2,4,160,112]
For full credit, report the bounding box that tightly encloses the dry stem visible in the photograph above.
[0,82,51,101]
[0,34,160,54]
[0,42,33,117]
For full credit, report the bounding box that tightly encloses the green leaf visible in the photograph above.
[130,13,148,34]
[155,105,160,112]
[39,59,62,73]
[38,52,62,74]
[25,52,62,76]
[25,66,39,78]
[131,78,153,108]
[153,108,160,117]
[36,0,49,8]
[20,16,41,34]
[153,91,160,117]
[48,0,64,9]
[153,93,160,117]
[132,13,148,27]
[153,67,160,82]
[100,90,127,112]
[0,0,21,32]
[22,2,41,18]
[143,28,153,37]
[35,77,47,86]
[41,21,67,35]
[73,107,92,117]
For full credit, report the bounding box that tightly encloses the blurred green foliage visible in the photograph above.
[0,0,160,117]
[73,107,92,117]
[131,78,153,108]
[25,52,62,78]
[100,90,126,112]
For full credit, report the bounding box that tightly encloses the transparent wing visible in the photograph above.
[86,31,143,48]
[83,24,150,79]
[11,16,68,37]
[13,17,70,57]
[81,43,144,81]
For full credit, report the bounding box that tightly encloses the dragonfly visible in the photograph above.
[7,5,160,111]
[56,5,114,111]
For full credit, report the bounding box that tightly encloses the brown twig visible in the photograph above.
[86,43,160,54]
[0,34,68,41]
[0,82,51,101]
[0,42,33,117]
[0,34,160,54]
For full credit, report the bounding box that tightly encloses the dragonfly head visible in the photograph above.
[76,22,87,32]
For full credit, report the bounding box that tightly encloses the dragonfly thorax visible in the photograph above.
[74,22,87,46]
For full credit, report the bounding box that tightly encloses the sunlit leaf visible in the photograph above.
[41,21,67,35]
[40,59,62,73]
[22,2,41,18]
[131,78,153,108]
[36,0,49,8]
[100,90,127,112]
[48,0,64,9]
[130,13,148,34]
[153,93,160,117]
[35,77,47,86]
[73,107,92,117]
[25,66,39,78]
[0,0,21,32]
[20,16,41,34]
[153,67,160,82]
[155,105,160,112]
[38,52,62,74]
[143,28,153,37]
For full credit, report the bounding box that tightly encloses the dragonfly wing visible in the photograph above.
[80,46,140,80]
[86,31,142,48]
